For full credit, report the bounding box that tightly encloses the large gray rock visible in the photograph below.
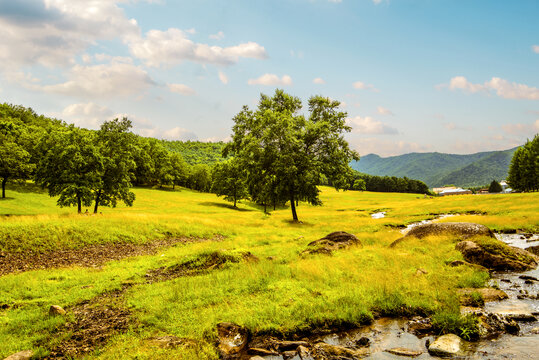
[303,231,361,255]
[428,334,463,357]
[456,241,537,271]
[391,222,494,247]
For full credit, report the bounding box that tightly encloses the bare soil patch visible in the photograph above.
[43,287,133,359]
[145,250,257,283]
[0,236,220,276]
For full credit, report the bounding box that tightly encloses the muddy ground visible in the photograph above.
[0,236,223,276]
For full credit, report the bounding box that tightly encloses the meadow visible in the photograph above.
[0,185,538,359]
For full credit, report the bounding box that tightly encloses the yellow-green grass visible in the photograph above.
[0,187,537,359]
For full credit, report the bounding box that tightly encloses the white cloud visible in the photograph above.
[41,58,155,98]
[346,115,398,135]
[328,0,342,3]
[532,45,539,54]
[502,121,539,135]
[129,28,267,67]
[0,0,139,68]
[61,102,113,129]
[377,106,393,116]
[441,76,539,100]
[136,125,197,141]
[313,77,325,84]
[372,0,383,4]
[248,74,292,86]
[352,138,431,157]
[353,81,378,91]
[218,71,229,85]
[209,31,225,40]
[168,83,196,96]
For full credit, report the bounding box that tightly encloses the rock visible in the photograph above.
[303,231,361,255]
[407,318,433,336]
[312,342,368,359]
[457,288,508,303]
[519,275,538,281]
[282,350,297,359]
[273,340,310,351]
[531,327,539,334]
[428,334,463,357]
[390,222,495,247]
[297,345,310,359]
[249,356,265,360]
[476,312,520,337]
[3,351,34,360]
[353,336,370,347]
[525,245,539,256]
[385,347,423,357]
[248,348,279,356]
[49,305,66,316]
[502,312,537,322]
[504,319,520,335]
[415,268,428,276]
[216,322,249,359]
[456,241,537,271]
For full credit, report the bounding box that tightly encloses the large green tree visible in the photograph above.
[225,89,359,221]
[0,122,34,198]
[35,126,102,213]
[508,134,539,192]
[92,117,136,213]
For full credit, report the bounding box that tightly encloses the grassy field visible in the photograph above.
[0,185,538,359]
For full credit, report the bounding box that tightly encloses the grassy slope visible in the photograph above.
[0,187,538,359]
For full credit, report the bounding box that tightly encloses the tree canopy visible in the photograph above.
[507,134,539,192]
[488,180,503,193]
[224,89,359,221]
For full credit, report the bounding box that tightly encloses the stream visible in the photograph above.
[258,218,539,359]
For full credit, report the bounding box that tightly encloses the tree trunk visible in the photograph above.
[173,183,175,190]
[290,193,298,221]
[273,197,276,211]
[94,190,101,213]
[296,199,299,207]
[77,196,82,214]
[234,197,237,207]
[264,203,267,213]
[1,177,6,198]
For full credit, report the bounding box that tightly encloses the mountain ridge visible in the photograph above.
[350,147,519,188]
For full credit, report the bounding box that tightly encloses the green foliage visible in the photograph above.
[188,164,212,192]
[488,179,502,193]
[432,311,479,340]
[352,178,366,191]
[350,171,429,194]
[211,158,248,207]
[225,89,359,221]
[160,140,226,165]
[507,134,539,192]
[351,147,518,188]
[0,124,34,198]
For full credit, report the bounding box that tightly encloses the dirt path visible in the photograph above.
[0,236,221,276]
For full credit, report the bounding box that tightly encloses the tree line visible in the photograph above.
[507,134,539,192]
[348,171,429,194]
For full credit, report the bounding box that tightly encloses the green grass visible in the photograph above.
[0,186,538,359]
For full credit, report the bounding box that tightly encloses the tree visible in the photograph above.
[0,122,34,198]
[488,180,503,193]
[35,126,102,213]
[168,152,189,189]
[211,158,248,207]
[225,89,359,221]
[188,164,212,192]
[508,134,539,192]
[92,117,136,213]
[352,178,366,191]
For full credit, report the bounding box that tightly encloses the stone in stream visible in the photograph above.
[303,231,361,255]
[249,356,265,360]
[385,347,423,357]
[427,334,463,357]
[297,345,310,359]
[312,342,368,359]
[457,288,508,303]
[2,351,34,360]
[525,245,539,256]
[216,322,249,359]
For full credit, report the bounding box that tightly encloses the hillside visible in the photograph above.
[350,147,518,188]
[160,140,226,165]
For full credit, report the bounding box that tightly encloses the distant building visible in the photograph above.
[438,188,473,196]
[500,180,513,193]
[432,186,457,194]
[479,188,489,194]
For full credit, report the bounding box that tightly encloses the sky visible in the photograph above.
[0,0,538,157]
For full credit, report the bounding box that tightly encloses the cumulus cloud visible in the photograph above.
[440,76,539,100]
[209,31,225,40]
[502,120,539,135]
[168,83,196,96]
[0,0,139,68]
[129,28,267,67]
[61,102,113,129]
[41,58,155,98]
[532,45,539,54]
[218,71,229,84]
[313,77,325,84]
[346,115,398,135]
[248,74,292,86]
[353,81,378,91]
[137,125,197,141]
[377,106,393,116]
[352,138,431,157]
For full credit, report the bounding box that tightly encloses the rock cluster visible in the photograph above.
[303,231,361,255]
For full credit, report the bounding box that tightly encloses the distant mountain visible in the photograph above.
[350,147,519,188]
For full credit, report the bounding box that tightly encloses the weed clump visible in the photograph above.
[431,311,479,341]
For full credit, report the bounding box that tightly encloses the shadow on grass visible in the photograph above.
[199,202,254,212]
[4,182,47,194]
[0,197,15,201]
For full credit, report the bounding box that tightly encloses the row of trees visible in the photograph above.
[507,134,539,192]
[349,171,429,194]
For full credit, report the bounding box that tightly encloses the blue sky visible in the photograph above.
[0,0,538,156]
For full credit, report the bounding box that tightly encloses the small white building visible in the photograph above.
[439,188,472,196]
